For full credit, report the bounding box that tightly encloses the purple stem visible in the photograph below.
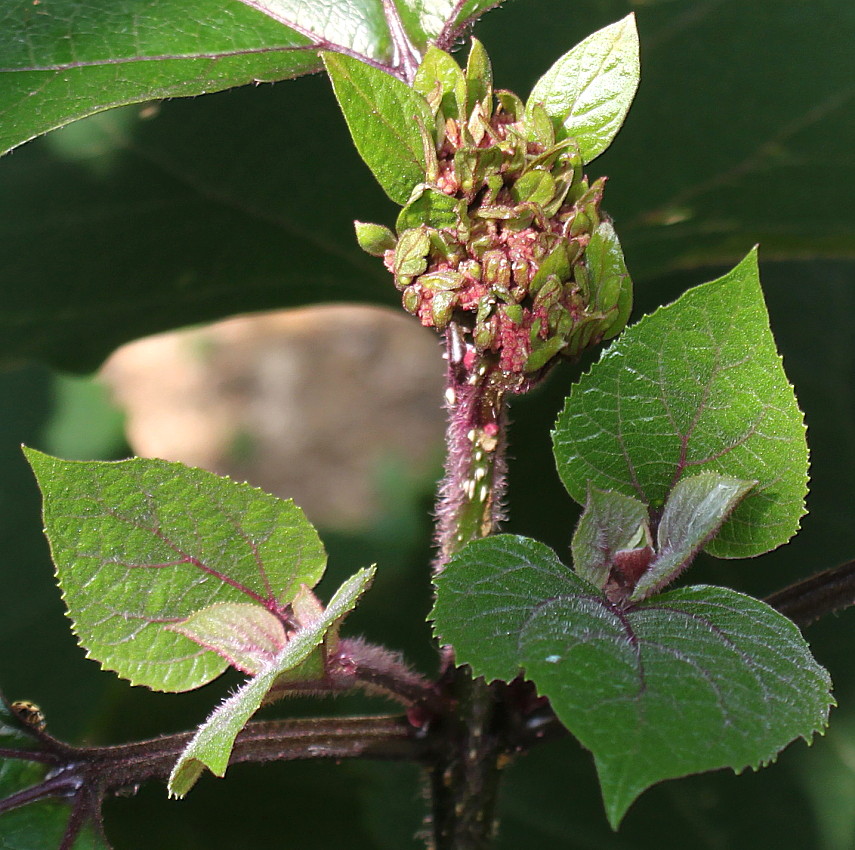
[433,323,509,572]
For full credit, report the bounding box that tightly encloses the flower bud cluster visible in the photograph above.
[356,46,631,378]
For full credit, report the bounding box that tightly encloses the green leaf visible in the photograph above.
[236,0,394,62]
[168,566,375,797]
[24,449,326,692]
[323,52,435,204]
[585,221,632,339]
[632,472,756,601]
[413,45,467,121]
[0,0,325,157]
[354,221,397,256]
[432,535,833,827]
[465,37,492,115]
[553,249,808,559]
[571,488,650,589]
[526,14,639,164]
[396,187,460,231]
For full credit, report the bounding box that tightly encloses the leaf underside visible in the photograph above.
[168,566,375,797]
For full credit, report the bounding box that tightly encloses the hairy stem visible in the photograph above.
[428,672,507,850]
[0,715,426,819]
[428,322,515,849]
[433,323,508,573]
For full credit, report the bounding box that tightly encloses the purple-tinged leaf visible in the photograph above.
[432,535,833,827]
[25,450,326,692]
[167,603,288,676]
[571,488,649,589]
[632,472,756,601]
[168,566,375,797]
[554,250,809,560]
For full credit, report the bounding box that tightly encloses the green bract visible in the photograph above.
[526,14,640,164]
[348,31,637,380]
[431,535,833,827]
[324,52,436,204]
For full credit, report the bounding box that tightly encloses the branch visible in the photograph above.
[765,558,855,628]
[0,714,428,823]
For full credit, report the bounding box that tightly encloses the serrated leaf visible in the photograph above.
[323,52,435,204]
[168,566,375,797]
[632,472,756,600]
[553,249,808,559]
[572,488,650,589]
[167,603,288,675]
[25,449,326,692]
[526,14,639,164]
[432,535,833,827]
[0,0,325,157]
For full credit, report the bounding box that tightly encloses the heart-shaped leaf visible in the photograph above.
[553,249,808,559]
[526,14,639,164]
[432,535,833,826]
[168,566,375,798]
[25,449,327,692]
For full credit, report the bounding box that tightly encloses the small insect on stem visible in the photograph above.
[11,700,46,732]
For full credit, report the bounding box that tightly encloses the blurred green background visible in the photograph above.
[2,0,855,846]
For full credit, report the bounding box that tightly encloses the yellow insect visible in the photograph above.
[10,700,46,732]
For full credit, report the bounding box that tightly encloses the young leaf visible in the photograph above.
[585,221,633,339]
[0,0,326,157]
[632,472,756,600]
[168,566,375,797]
[25,450,326,692]
[323,52,435,204]
[432,535,833,827]
[553,249,808,559]
[166,603,288,675]
[396,187,460,232]
[526,14,640,164]
[413,45,468,121]
[355,221,398,256]
[571,488,650,589]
